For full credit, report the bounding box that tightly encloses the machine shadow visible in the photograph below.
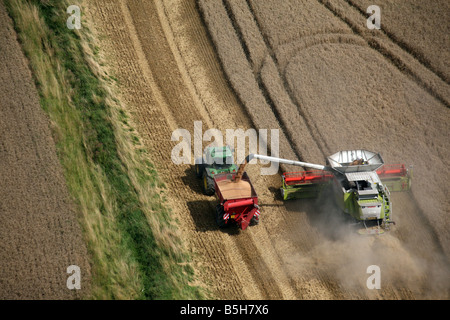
[186,199,219,232]
[185,200,242,235]
[183,167,241,235]
[274,186,354,241]
[181,166,205,196]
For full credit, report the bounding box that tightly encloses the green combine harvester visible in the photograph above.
[194,146,238,195]
[240,150,412,235]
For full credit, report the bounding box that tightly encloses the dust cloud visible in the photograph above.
[279,187,450,299]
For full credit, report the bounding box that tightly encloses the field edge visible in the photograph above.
[4,0,205,300]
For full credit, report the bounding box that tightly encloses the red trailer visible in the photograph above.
[213,172,260,230]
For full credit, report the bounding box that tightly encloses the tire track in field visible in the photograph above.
[317,0,450,108]
[315,0,450,261]
[344,0,449,86]
[226,0,332,161]
[87,0,310,300]
[198,0,449,299]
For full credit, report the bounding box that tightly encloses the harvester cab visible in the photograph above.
[326,150,393,234]
[239,150,412,235]
[195,146,238,195]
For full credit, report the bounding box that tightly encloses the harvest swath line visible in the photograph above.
[234,232,285,299]
[195,0,262,138]
[316,0,450,108]
[222,0,252,68]
[224,0,333,160]
[221,0,314,162]
[196,0,301,170]
[344,0,449,86]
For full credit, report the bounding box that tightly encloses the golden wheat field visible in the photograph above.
[0,1,90,299]
[195,0,449,299]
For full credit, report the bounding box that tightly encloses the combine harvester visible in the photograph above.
[239,150,412,235]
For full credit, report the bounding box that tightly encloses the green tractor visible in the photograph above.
[195,146,239,195]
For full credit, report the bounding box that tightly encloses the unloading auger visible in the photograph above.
[235,150,413,235]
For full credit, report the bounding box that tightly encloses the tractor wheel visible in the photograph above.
[195,163,204,178]
[203,171,215,196]
[215,204,227,228]
[194,158,204,178]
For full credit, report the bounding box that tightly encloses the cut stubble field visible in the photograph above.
[0,1,90,299]
[84,0,449,299]
[3,0,447,300]
[199,0,450,299]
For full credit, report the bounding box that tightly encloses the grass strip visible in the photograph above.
[5,0,203,299]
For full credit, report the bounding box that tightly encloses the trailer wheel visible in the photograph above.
[215,204,227,228]
[203,171,215,196]
[250,216,259,226]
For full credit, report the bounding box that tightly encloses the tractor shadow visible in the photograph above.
[268,186,283,202]
[186,199,219,232]
[181,166,206,196]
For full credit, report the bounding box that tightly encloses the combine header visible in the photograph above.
[281,170,334,200]
[376,164,412,192]
[238,150,412,235]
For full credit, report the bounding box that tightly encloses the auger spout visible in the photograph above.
[234,154,327,182]
[251,154,326,170]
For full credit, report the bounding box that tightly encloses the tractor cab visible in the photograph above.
[204,146,235,168]
[340,169,385,220]
[195,146,239,195]
[355,180,383,220]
